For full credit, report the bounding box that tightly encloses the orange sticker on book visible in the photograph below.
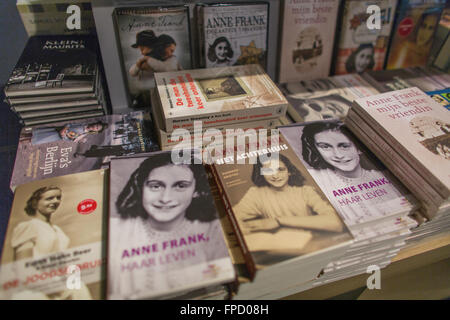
[78,199,97,215]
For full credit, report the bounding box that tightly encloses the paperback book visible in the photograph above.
[333,0,398,75]
[154,64,288,132]
[196,2,269,69]
[113,5,192,109]
[277,0,340,82]
[0,169,108,300]
[10,111,158,189]
[107,151,235,299]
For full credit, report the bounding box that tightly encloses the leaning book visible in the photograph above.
[196,2,269,69]
[154,64,288,132]
[113,5,192,109]
[10,111,158,190]
[277,0,340,82]
[0,169,108,300]
[4,35,98,98]
[107,151,235,299]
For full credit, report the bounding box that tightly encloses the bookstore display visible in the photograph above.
[0,0,449,300]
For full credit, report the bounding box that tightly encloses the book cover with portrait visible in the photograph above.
[333,0,398,75]
[4,35,98,98]
[210,138,353,279]
[107,151,235,300]
[154,64,287,132]
[352,87,450,203]
[277,0,340,83]
[10,111,159,190]
[113,6,192,109]
[196,2,269,69]
[279,74,379,122]
[0,169,108,300]
[279,120,417,233]
[386,0,446,69]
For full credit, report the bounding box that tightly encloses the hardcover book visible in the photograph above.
[279,120,417,231]
[351,87,450,202]
[279,74,379,122]
[113,6,192,109]
[196,2,269,69]
[386,0,447,69]
[210,137,353,279]
[154,64,288,132]
[4,35,98,98]
[10,111,158,189]
[107,151,235,300]
[333,0,398,75]
[0,169,107,300]
[277,0,340,83]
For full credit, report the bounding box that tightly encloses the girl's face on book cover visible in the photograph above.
[417,15,438,47]
[37,189,62,217]
[314,130,360,174]
[142,165,196,224]
[262,159,290,189]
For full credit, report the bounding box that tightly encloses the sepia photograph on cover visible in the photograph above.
[10,112,158,189]
[107,152,234,300]
[113,6,192,109]
[197,75,251,101]
[279,120,416,229]
[409,116,450,160]
[214,141,352,267]
[5,35,98,97]
[199,3,268,69]
[0,170,107,300]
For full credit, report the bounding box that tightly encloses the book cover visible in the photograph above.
[429,6,450,72]
[10,111,158,189]
[386,0,446,69]
[210,137,353,278]
[353,87,450,194]
[0,169,107,300]
[113,6,192,109]
[17,0,96,36]
[334,0,398,75]
[107,151,235,300]
[279,120,417,231]
[279,74,379,122]
[4,35,98,97]
[155,64,287,132]
[277,0,340,83]
[197,3,269,69]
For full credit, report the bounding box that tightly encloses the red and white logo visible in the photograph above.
[398,18,414,37]
[77,199,97,215]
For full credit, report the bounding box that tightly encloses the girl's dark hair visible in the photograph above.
[301,121,373,170]
[86,121,108,133]
[413,8,441,45]
[25,186,61,216]
[251,153,305,187]
[150,34,176,61]
[345,43,375,73]
[116,152,217,222]
[207,37,233,63]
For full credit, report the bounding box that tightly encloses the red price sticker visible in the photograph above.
[398,18,414,37]
[77,199,97,215]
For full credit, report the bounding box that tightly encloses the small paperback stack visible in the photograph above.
[346,87,450,223]
[209,137,354,299]
[4,35,109,126]
[279,120,418,286]
[279,74,379,123]
[151,64,287,150]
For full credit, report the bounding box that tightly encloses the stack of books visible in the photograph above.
[345,87,450,224]
[4,35,109,126]
[209,137,354,299]
[279,74,379,123]
[151,64,287,151]
[279,120,418,286]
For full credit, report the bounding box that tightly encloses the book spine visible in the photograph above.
[196,5,206,68]
[166,104,287,132]
[209,164,257,280]
[286,103,304,123]
[351,102,449,198]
